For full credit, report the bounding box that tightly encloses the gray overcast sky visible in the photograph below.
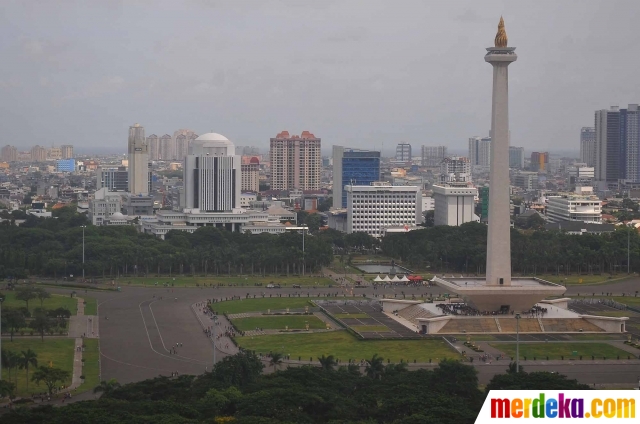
[2,0,639,154]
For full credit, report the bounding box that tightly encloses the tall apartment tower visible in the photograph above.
[30,145,47,162]
[468,136,491,168]
[1,145,17,162]
[269,131,321,190]
[60,145,74,159]
[530,152,549,172]
[128,123,149,195]
[333,146,381,208]
[595,107,621,187]
[421,146,447,167]
[580,127,596,167]
[147,134,159,161]
[183,133,240,211]
[241,157,260,192]
[395,143,412,162]
[621,104,640,182]
[159,134,172,160]
[508,146,524,169]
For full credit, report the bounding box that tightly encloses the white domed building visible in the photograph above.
[183,132,241,213]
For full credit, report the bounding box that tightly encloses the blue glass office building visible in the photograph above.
[333,147,380,208]
[56,159,76,172]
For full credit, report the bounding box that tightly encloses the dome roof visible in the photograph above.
[195,133,230,142]
[111,212,126,219]
[249,157,260,164]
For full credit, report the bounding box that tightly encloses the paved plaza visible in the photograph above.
[41,276,640,388]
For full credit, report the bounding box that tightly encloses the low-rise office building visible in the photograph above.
[432,185,478,226]
[546,195,602,224]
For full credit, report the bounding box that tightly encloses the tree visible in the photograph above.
[1,309,26,341]
[305,213,322,233]
[317,354,337,371]
[93,379,121,396]
[31,366,71,395]
[269,353,283,371]
[30,311,53,341]
[19,349,38,391]
[0,379,15,400]
[34,288,51,308]
[423,210,435,227]
[192,351,264,394]
[1,349,21,390]
[15,287,36,311]
[506,361,523,374]
[365,354,385,379]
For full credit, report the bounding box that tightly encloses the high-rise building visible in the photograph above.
[468,136,491,168]
[621,104,640,182]
[421,145,447,167]
[508,146,524,169]
[173,129,197,161]
[128,123,149,195]
[61,145,74,159]
[595,107,621,186]
[56,159,76,172]
[439,156,471,184]
[395,143,412,162]
[580,127,596,167]
[346,182,421,237]
[241,157,260,192]
[47,147,62,160]
[159,134,172,160]
[269,131,321,191]
[147,134,159,161]
[332,146,381,208]
[183,133,240,211]
[432,185,478,226]
[1,145,17,162]
[30,145,46,162]
[530,152,549,172]
[96,166,129,191]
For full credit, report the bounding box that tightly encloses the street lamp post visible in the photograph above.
[212,315,218,367]
[628,226,631,274]
[81,225,86,281]
[302,226,305,277]
[515,313,521,373]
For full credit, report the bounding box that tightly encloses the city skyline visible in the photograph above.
[1,1,639,153]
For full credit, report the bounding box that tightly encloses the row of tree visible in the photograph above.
[0,207,337,279]
[382,222,640,274]
[1,351,589,423]
[0,348,70,399]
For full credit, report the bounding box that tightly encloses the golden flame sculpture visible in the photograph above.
[494,16,508,47]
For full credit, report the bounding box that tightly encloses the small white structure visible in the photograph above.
[391,275,400,282]
[546,195,602,224]
[399,275,409,282]
[382,275,391,282]
[374,275,383,282]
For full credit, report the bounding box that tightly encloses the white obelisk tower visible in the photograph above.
[485,17,517,286]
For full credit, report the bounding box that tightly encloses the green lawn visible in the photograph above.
[231,315,326,331]
[0,338,75,396]
[351,325,390,333]
[236,331,459,362]
[83,297,97,316]
[76,339,99,395]
[334,313,369,319]
[98,275,336,287]
[1,292,77,315]
[489,342,635,360]
[213,298,318,314]
[567,334,626,341]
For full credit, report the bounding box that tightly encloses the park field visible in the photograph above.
[235,330,459,362]
[231,315,326,331]
[1,292,77,315]
[0,338,74,396]
[213,298,319,314]
[76,339,100,395]
[83,297,98,316]
[334,313,369,319]
[97,275,336,288]
[489,342,635,360]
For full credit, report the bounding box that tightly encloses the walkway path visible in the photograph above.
[69,296,85,392]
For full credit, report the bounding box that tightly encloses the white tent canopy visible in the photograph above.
[399,275,410,282]
[374,275,383,282]
[391,275,400,282]
[382,275,391,282]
